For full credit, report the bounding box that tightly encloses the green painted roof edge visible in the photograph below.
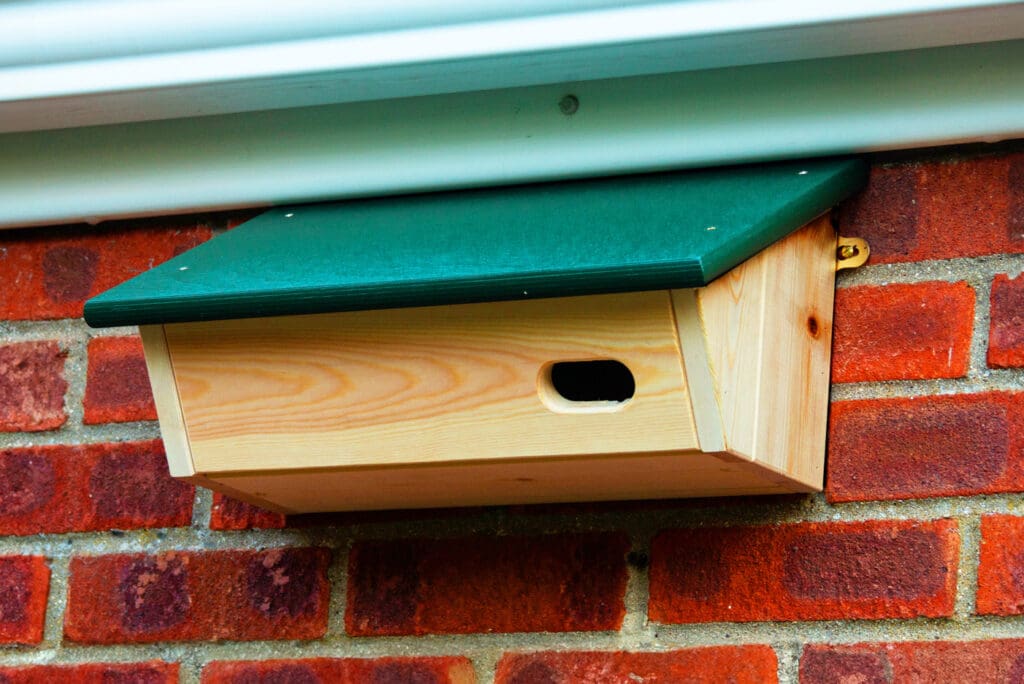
[85,158,867,327]
[697,160,866,281]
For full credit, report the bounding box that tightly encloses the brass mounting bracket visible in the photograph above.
[836,236,870,271]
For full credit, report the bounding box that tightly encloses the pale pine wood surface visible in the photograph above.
[689,215,835,487]
[139,324,195,477]
[670,288,726,453]
[165,291,700,474]
[146,218,837,510]
[208,450,803,513]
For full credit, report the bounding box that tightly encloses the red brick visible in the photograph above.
[801,639,1024,683]
[0,556,49,644]
[648,519,958,624]
[496,647,778,684]
[84,336,157,424]
[827,392,1024,502]
[989,273,1024,368]
[0,662,178,683]
[838,153,1024,263]
[64,547,330,643]
[0,341,67,431]
[0,221,212,321]
[202,657,474,684]
[347,533,629,635]
[209,493,286,531]
[832,282,974,383]
[837,164,920,260]
[0,440,193,535]
[977,514,1024,615]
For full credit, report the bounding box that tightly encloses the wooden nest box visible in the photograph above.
[86,159,868,513]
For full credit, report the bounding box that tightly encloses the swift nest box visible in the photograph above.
[86,159,868,513]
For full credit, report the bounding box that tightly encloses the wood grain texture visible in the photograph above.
[670,288,725,453]
[146,218,838,510]
[165,291,699,474]
[691,215,835,488]
[208,450,799,513]
[138,324,195,477]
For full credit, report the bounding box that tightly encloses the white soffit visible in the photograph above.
[0,1,1023,227]
[2,0,1023,132]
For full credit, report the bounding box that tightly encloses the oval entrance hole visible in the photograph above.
[547,360,635,404]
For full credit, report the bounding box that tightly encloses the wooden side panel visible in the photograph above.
[138,324,195,477]
[208,450,797,514]
[693,215,836,488]
[165,291,700,474]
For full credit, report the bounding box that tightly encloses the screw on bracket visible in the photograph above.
[836,236,870,271]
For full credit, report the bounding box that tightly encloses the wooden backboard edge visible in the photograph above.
[139,324,197,478]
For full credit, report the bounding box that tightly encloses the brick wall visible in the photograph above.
[0,148,1022,683]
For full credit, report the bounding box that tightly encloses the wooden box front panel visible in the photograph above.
[163,290,701,476]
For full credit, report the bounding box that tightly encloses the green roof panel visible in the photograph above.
[85,158,866,327]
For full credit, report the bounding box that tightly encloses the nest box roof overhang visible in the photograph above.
[84,157,866,327]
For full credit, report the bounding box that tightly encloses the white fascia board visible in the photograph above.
[1,0,1023,133]
[1,39,1022,229]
